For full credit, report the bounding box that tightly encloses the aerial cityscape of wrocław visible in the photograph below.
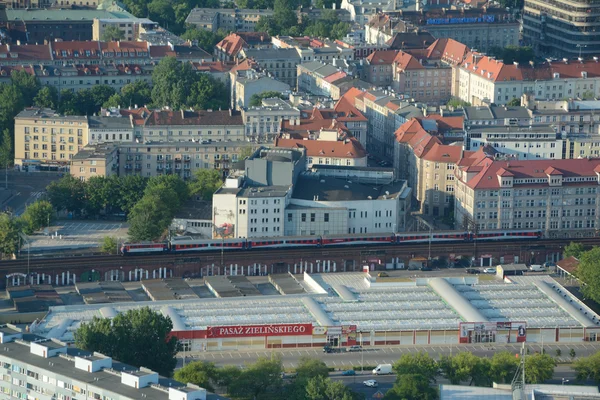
[0,0,599,398]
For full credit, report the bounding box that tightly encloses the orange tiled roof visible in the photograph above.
[274,137,366,158]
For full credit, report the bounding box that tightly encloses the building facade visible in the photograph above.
[14,108,88,171]
[70,143,119,182]
[523,0,600,57]
[241,98,301,143]
[241,48,301,87]
[454,158,600,238]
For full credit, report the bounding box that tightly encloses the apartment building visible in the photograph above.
[212,147,411,238]
[394,117,475,216]
[0,63,154,93]
[274,135,368,168]
[454,157,600,238]
[241,98,301,143]
[233,73,291,110]
[70,143,119,182]
[523,95,600,137]
[240,48,301,87]
[214,32,272,62]
[456,54,600,106]
[88,113,136,145]
[185,8,274,33]
[353,89,423,161]
[271,36,355,64]
[365,9,518,52]
[297,61,348,98]
[14,108,88,171]
[92,18,159,42]
[0,327,206,400]
[523,0,600,57]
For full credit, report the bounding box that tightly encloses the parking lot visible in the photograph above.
[28,220,129,252]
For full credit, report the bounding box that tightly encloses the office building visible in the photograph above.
[523,0,600,57]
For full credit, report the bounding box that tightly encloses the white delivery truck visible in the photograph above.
[372,364,393,375]
[530,265,546,272]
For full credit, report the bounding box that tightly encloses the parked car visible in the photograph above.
[420,266,432,271]
[348,345,363,352]
[530,264,546,272]
[377,272,389,277]
[466,268,479,274]
[323,345,344,353]
[342,370,356,376]
[363,379,378,387]
[483,267,497,274]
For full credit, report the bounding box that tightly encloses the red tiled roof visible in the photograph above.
[0,44,51,62]
[424,38,469,65]
[216,33,247,57]
[274,137,366,158]
[462,158,600,189]
[395,118,466,163]
[366,50,399,65]
[394,51,424,71]
[149,45,176,58]
[191,61,233,73]
[144,109,243,126]
[423,115,465,131]
[556,256,579,274]
[51,41,101,59]
[324,71,347,83]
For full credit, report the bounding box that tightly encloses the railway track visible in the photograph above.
[0,236,595,272]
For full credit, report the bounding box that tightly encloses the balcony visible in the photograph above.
[124,164,132,170]
[156,166,163,171]
[134,164,142,171]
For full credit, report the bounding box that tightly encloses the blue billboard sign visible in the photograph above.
[426,15,495,25]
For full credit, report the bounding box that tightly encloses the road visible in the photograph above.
[0,170,61,215]
[179,343,600,397]
[180,342,600,370]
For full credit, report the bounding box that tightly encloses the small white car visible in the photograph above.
[363,380,378,388]
[483,267,496,274]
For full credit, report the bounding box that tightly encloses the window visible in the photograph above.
[301,213,306,222]
[310,213,315,222]
[324,213,329,222]
[287,213,292,222]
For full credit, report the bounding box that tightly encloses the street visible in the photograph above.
[0,170,61,215]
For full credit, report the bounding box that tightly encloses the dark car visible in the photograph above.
[420,266,432,271]
[342,370,356,376]
[466,268,479,274]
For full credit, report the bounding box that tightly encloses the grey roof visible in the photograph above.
[464,106,494,120]
[243,48,300,61]
[428,278,488,322]
[533,280,598,328]
[292,176,404,202]
[238,185,291,198]
[16,108,87,121]
[464,105,531,120]
[6,8,135,21]
[88,116,133,130]
[499,264,528,272]
[72,144,117,160]
[468,125,557,133]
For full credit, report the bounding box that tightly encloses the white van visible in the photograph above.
[529,265,545,272]
[372,364,393,375]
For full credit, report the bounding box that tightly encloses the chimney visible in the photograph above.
[563,58,568,64]
[513,61,519,68]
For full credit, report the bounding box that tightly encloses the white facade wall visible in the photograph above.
[306,155,368,168]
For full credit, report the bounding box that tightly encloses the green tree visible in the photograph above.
[274,0,298,31]
[145,174,189,213]
[0,84,25,134]
[127,194,172,241]
[525,353,556,384]
[11,70,40,106]
[385,374,438,400]
[188,169,222,200]
[574,247,600,303]
[120,80,152,108]
[330,21,350,40]
[490,351,520,384]
[115,175,148,213]
[249,91,285,107]
[447,97,471,108]
[34,86,59,109]
[46,175,85,213]
[507,97,521,106]
[295,356,329,381]
[393,352,438,383]
[100,236,118,254]
[438,352,484,385]
[0,129,13,178]
[74,307,179,376]
[187,74,229,110]
[0,213,20,258]
[101,25,125,41]
[21,200,53,233]
[304,375,358,400]
[471,357,493,387]
[174,361,218,392]
[227,356,284,400]
[239,146,256,160]
[84,176,111,216]
[151,57,197,109]
[57,89,79,115]
[573,351,600,383]
[215,365,243,390]
[255,16,280,35]
[564,241,585,259]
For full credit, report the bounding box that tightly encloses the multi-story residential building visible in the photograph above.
[466,125,563,160]
[341,0,402,25]
[88,113,135,145]
[271,36,355,64]
[240,48,301,87]
[1,8,143,43]
[275,135,368,168]
[241,98,300,143]
[0,63,154,93]
[394,117,474,217]
[522,95,600,137]
[0,328,207,400]
[70,143,119,182]
[214,32,272,62]
[523,0,600,57]
[297,61,348,98]
[354,89,424,160]
[212,147,411,238]
[365,9,518,52]
[463,104,533,129]
[456,54,600,106]
[185,8,274,33]
[92,18,159,42]
[454,157,600,238]
[0,40,211,67]
[233,72,291,110]
[14,108,88,171]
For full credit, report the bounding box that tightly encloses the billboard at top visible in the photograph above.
[207,323,313,338]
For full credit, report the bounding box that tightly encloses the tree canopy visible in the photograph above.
[575,246,600,303]
[188,169,223,200]
[101,25,125,41]
[564,241,585,259]
[574,350,600,383]
[249,91,285,107]
[74,307,179,376]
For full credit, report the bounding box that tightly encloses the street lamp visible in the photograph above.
[577,44,588,59]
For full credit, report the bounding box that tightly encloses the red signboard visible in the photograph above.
[207,323,313,338]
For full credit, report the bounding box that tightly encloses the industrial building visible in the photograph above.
[33,273,600,352]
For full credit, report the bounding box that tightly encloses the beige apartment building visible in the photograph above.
[70,144,119,182]
[454,158,600,238]
[14,108,88,171]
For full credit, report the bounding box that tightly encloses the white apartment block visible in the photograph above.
[454,158,600,239]
[0,325,206,400]
[241,98,300,143]
[466,125,563,160]
[456,54,600,106]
